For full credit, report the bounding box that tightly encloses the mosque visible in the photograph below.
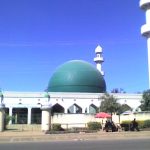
[0,0,149,131]
[0,45,142,131]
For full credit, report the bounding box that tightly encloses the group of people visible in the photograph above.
[103,120,118,132]
[103,118,139,132]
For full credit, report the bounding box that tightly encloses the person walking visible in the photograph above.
[131,118,139,131]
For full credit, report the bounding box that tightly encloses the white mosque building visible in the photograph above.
[0,45,142,131]
[0,0,149,131]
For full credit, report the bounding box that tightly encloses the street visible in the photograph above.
[0,139,149,150]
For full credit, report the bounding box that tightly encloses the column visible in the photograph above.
[64,107,68,113]
[147,37,150,87]
[0,104,5,132]
[28,107,32,124]
[9,107,13,124]
[41,104,51,131]
[87,106,90,113]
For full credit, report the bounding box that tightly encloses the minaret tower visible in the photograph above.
[140,0,150,88]
[94,45,104,76]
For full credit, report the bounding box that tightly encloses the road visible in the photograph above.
[0,139,149,150]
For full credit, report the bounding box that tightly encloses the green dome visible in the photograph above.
[47,60,106,93]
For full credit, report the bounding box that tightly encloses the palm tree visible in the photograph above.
[100,93,121,116]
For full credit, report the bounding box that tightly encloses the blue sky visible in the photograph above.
[0,0,148,93]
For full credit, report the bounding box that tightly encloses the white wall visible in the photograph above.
[51,112,150,129]
[3,92,142,111]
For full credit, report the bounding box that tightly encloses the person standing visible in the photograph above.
[131,118,139,131]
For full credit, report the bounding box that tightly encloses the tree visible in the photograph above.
[100,93,121,115]
[111,88,126,93]
[140,89,150,111]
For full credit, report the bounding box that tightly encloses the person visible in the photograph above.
[131,118,139,131]
[111,121,118,132]
[104,121,108,132]
[104,120,112,132]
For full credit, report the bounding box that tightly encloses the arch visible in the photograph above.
[31,108,41,124]
[67,103,82,114]
[89,104,98,114]
[12,108,28,124]
[5,108,9,115]
[51,103,65,114]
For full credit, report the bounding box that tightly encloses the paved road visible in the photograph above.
[0,139,149,150]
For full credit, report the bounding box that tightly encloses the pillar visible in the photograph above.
[64,107,68,113]
[9,107,13,124]
[28,107,32,124]
[41,104,51,131]
[0,104,5,132]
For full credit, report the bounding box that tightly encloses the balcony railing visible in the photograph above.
[140,0,150,9]
[94,57,104,62]
[141,24,150,36]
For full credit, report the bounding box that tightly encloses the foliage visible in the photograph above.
[52,123,62,131]
[121,120,150,129]
[140,89,150,111]
[87,122,102,130]
[100,93,121,115]
[121,120,141,127]
[5,115,15,125]
[121,120,131,124]
[143,120,150,128]
[111,88,126,93]
[4,115,15,130]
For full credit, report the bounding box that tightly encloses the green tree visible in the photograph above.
[100,93,121,115]
[111,88,126,93]
[140,89,150,111]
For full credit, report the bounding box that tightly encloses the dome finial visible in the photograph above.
[95,45,102,53]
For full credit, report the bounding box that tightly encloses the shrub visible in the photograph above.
[121,120,131,124]
[143,120,150,128]
[121,120,142,130]
[87,122,102,130]
[121,120,150,129]
[52,123,62,131]
[5,115,16,125]
[137,120,144,128]
[4,115,15,129]
[120,123,130,131]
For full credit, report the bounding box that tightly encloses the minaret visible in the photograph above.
[94,45,104,76]
[140,0,150,88]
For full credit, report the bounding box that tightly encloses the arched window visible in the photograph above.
[51,103,65,114]
[12,108,28,124]
[89,104,98,114]
[67,103,82,114]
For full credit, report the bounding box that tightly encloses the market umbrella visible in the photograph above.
[95,112,112,128]
[95,112,111,118]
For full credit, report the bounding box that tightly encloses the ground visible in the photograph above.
[0,130,150,143]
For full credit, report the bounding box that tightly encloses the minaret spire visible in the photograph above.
[140,0,150,88]
[94,45,104,76]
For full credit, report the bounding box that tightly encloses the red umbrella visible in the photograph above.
[95,112,111,118]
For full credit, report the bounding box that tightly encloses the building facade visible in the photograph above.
[0,51,142,129]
